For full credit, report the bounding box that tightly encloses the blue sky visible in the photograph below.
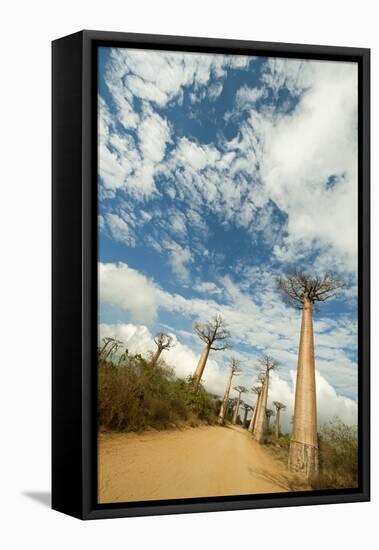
[97,47,358,430]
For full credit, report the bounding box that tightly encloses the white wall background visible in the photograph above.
[1,1,376,548]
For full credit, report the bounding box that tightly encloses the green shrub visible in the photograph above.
[311,418,358,490]
[98,355,218,432]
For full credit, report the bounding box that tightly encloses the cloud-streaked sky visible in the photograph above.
[97,47,358,432]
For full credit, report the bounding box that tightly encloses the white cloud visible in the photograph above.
[256,59,358,273]
[99,262,158,323]
[261,58,312,96]
[194,281,223,295]
[163,240,193,283]
[235,85,265,108]
[99,99,171,198]
[106,48,250,109]
[208,82,223,100]
[138,109,170,164]
[105,213,136,246]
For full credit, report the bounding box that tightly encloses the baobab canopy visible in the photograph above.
[276,269,345,310]
[194,314,231,350]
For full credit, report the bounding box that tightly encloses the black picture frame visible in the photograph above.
[52,30,370,520]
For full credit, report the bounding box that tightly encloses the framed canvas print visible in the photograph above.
[52,30,370,520]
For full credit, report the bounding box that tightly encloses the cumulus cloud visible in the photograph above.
[235,85,265,108]
[99,262,158,323]
[105,213,136,246]
[257,59,358,273]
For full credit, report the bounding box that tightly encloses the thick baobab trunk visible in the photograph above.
[248,394,261,433]
[253,376,268,443]
[218,369,233,424]
[193,345,210,385]
[288,298,318,479]
[232,393,242,425]
[151,348,162,366]
[275,410,281,440]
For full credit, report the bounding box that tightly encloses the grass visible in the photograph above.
[98,353,219,433]
[312,418,358,490]
[264,419,358,490]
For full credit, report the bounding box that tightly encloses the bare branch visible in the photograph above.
[229,357,242,376]
[276,269,345,309]
[273,401,286,412]
[233,385,247,395]
[255,355,278,376]
[194,314,232,351]
[153,332,174,352]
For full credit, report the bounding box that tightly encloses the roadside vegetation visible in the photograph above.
[98,353,219,433]
[312,418,358,490]
[264,418,358,490]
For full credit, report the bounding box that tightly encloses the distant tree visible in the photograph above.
[242,402,253,428]
[99,337,123,361]
[232,385,247,425]
[248,384,262,433]
[218,358,241,425]
[265,409,274,432]
[151,332,174,366]
[276,269,344,479]
[118,347,129,365]
[193,315,231,385]
[253,356,278,443]
[273,401,286,440]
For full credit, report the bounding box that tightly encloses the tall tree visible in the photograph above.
[276,269,344,479]
[151,332,174,366]
[218,358,241,425]
[242,402,252,428]
[265,409,274,432]
[232,385,247,425]
[248,385,262,433]
[253,356,277,443]
[193,315,231,385]
[227,398,236,419]
[273,401,286,440]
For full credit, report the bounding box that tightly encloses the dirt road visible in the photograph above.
[98,425,308,503]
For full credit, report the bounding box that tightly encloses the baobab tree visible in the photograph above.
[218,358,241,425]
[265,409,274,432]
[248,385,262,433]
[193,314,231,385]
[253,356,278,443]
[276,269,344,479]
[99,337,123,361]
[151,332,174,366]
[273,401,286,440]
[227,398,236,419]
[232,385,247,425]
[98,337,113,358]
[242,402,252,428]
[118,347,129,365]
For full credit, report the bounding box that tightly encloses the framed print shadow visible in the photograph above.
[52,30,370,520]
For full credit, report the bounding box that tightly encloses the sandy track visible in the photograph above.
[98,425,308,503]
